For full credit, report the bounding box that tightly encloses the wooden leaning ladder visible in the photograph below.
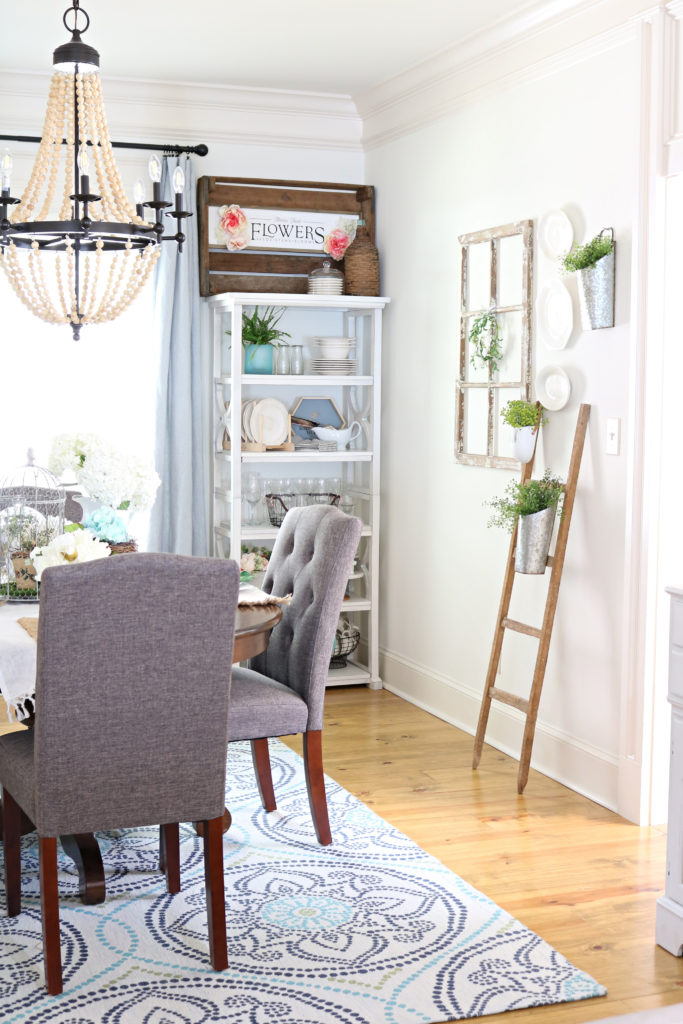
[472,403,591,793]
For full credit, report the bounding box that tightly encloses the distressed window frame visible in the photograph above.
[455,219,533,468]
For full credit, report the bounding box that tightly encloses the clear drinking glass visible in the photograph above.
[244,473,262,524]
[290,345,304,374]
[276,346,289,374]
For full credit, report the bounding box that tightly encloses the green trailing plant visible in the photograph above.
[226,305,290,365]
[500,399,547,429]
[486,469,564,533]
[469,308,504,373]
[561,232,614,273]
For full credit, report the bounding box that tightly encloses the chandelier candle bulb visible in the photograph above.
[1,150,12,191]
[133,178,145,219]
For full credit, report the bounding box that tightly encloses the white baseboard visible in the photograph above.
[380,647,619,813]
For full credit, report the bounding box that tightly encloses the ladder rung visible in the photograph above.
[502,617,542,639]
[490,687,530,713]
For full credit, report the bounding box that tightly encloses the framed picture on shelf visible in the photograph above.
[291,397,345,439]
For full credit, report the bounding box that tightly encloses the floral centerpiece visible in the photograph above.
[49,434,160,547]
[240,545,269,584]
[30,526,110,580]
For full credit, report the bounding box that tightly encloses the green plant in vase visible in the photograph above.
[226,305,291,374]
[486,469,564,574]
[500,399,546,464]
[560,232,614,273]
[486,470,564,532]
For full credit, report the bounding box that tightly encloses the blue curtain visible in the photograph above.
[148,155,208,555]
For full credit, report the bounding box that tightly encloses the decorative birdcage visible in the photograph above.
[0,450,66,602]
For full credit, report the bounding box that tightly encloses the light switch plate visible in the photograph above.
[606,417,620,455]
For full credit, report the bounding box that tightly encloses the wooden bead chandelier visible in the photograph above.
[0,0,190,340]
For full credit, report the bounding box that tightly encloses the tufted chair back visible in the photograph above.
[250,504,362,731]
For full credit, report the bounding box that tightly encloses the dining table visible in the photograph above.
[0,592,283,905]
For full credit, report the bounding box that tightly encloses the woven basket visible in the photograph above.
[344,221,379,296]
[108,539,138,555]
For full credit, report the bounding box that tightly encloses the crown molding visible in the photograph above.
[0,70,363,153]
[356,0,663,148]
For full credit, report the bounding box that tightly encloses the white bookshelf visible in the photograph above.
[208,292,389,689]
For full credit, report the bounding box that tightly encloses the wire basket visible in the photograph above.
[265,492,340,528]
[330,620,361,669]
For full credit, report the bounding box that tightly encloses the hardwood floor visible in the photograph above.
[2,686,681,1021]
[282,688,683,1024]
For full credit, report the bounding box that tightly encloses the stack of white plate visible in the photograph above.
[311,359,358,376]
[308,276,343,295]
[312,336,357,375]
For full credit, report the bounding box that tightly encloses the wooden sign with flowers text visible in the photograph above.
[197,177,375,296]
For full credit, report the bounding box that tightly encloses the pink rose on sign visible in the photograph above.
[323,228,350,260]
[220,204,247,234]
[227,231,249,252]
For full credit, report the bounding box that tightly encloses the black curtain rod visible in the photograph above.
[0,134,208,157]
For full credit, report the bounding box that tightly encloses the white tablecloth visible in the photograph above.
[0,603,37,721]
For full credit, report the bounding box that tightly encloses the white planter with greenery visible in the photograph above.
[500,399,544,464]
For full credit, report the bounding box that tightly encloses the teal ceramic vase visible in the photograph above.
[244,344,274,374]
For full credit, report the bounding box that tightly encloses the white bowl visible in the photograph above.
[314,336,356,359]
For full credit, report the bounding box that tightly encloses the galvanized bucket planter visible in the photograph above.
[577,242,615,331]
[515,505,556,574]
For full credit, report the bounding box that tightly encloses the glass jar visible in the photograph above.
[308,259,344,295]
[290,345,304,374]
[275,346,289,374]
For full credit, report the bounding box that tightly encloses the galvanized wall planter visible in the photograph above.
[515,506,556,574]
[577,239,615,330]
[455,219,534,469]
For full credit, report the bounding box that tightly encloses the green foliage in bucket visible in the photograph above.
[486,469,564,533]
[500,399,546,429]
[561,232,614,273]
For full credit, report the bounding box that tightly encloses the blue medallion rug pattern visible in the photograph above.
[0,740,605,1023]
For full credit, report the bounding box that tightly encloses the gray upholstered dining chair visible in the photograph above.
[229,503,362,845]
[0,552,240,995]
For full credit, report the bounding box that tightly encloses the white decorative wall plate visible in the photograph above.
[536,365,571,410]
[537,279,573,350]
[538,210,573,259]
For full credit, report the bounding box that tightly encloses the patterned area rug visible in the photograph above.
[0,740,606,1023]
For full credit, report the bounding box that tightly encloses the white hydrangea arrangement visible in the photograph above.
[49,434,160,512]
[30,528,111,580]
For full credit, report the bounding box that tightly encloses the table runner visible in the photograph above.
[0,603,38,722]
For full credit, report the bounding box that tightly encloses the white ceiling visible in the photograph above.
[3,0,540,96]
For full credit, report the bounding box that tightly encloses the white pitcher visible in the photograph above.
[312,421,362,451]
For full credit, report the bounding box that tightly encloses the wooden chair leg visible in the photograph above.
[202,816,227,971]
[251,738,277,812]
[39,836,62,996]
[303,730,332,846]
[159,823,180,894]
[2,787,22,916]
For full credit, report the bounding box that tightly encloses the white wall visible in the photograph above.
[364,23,642,810]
